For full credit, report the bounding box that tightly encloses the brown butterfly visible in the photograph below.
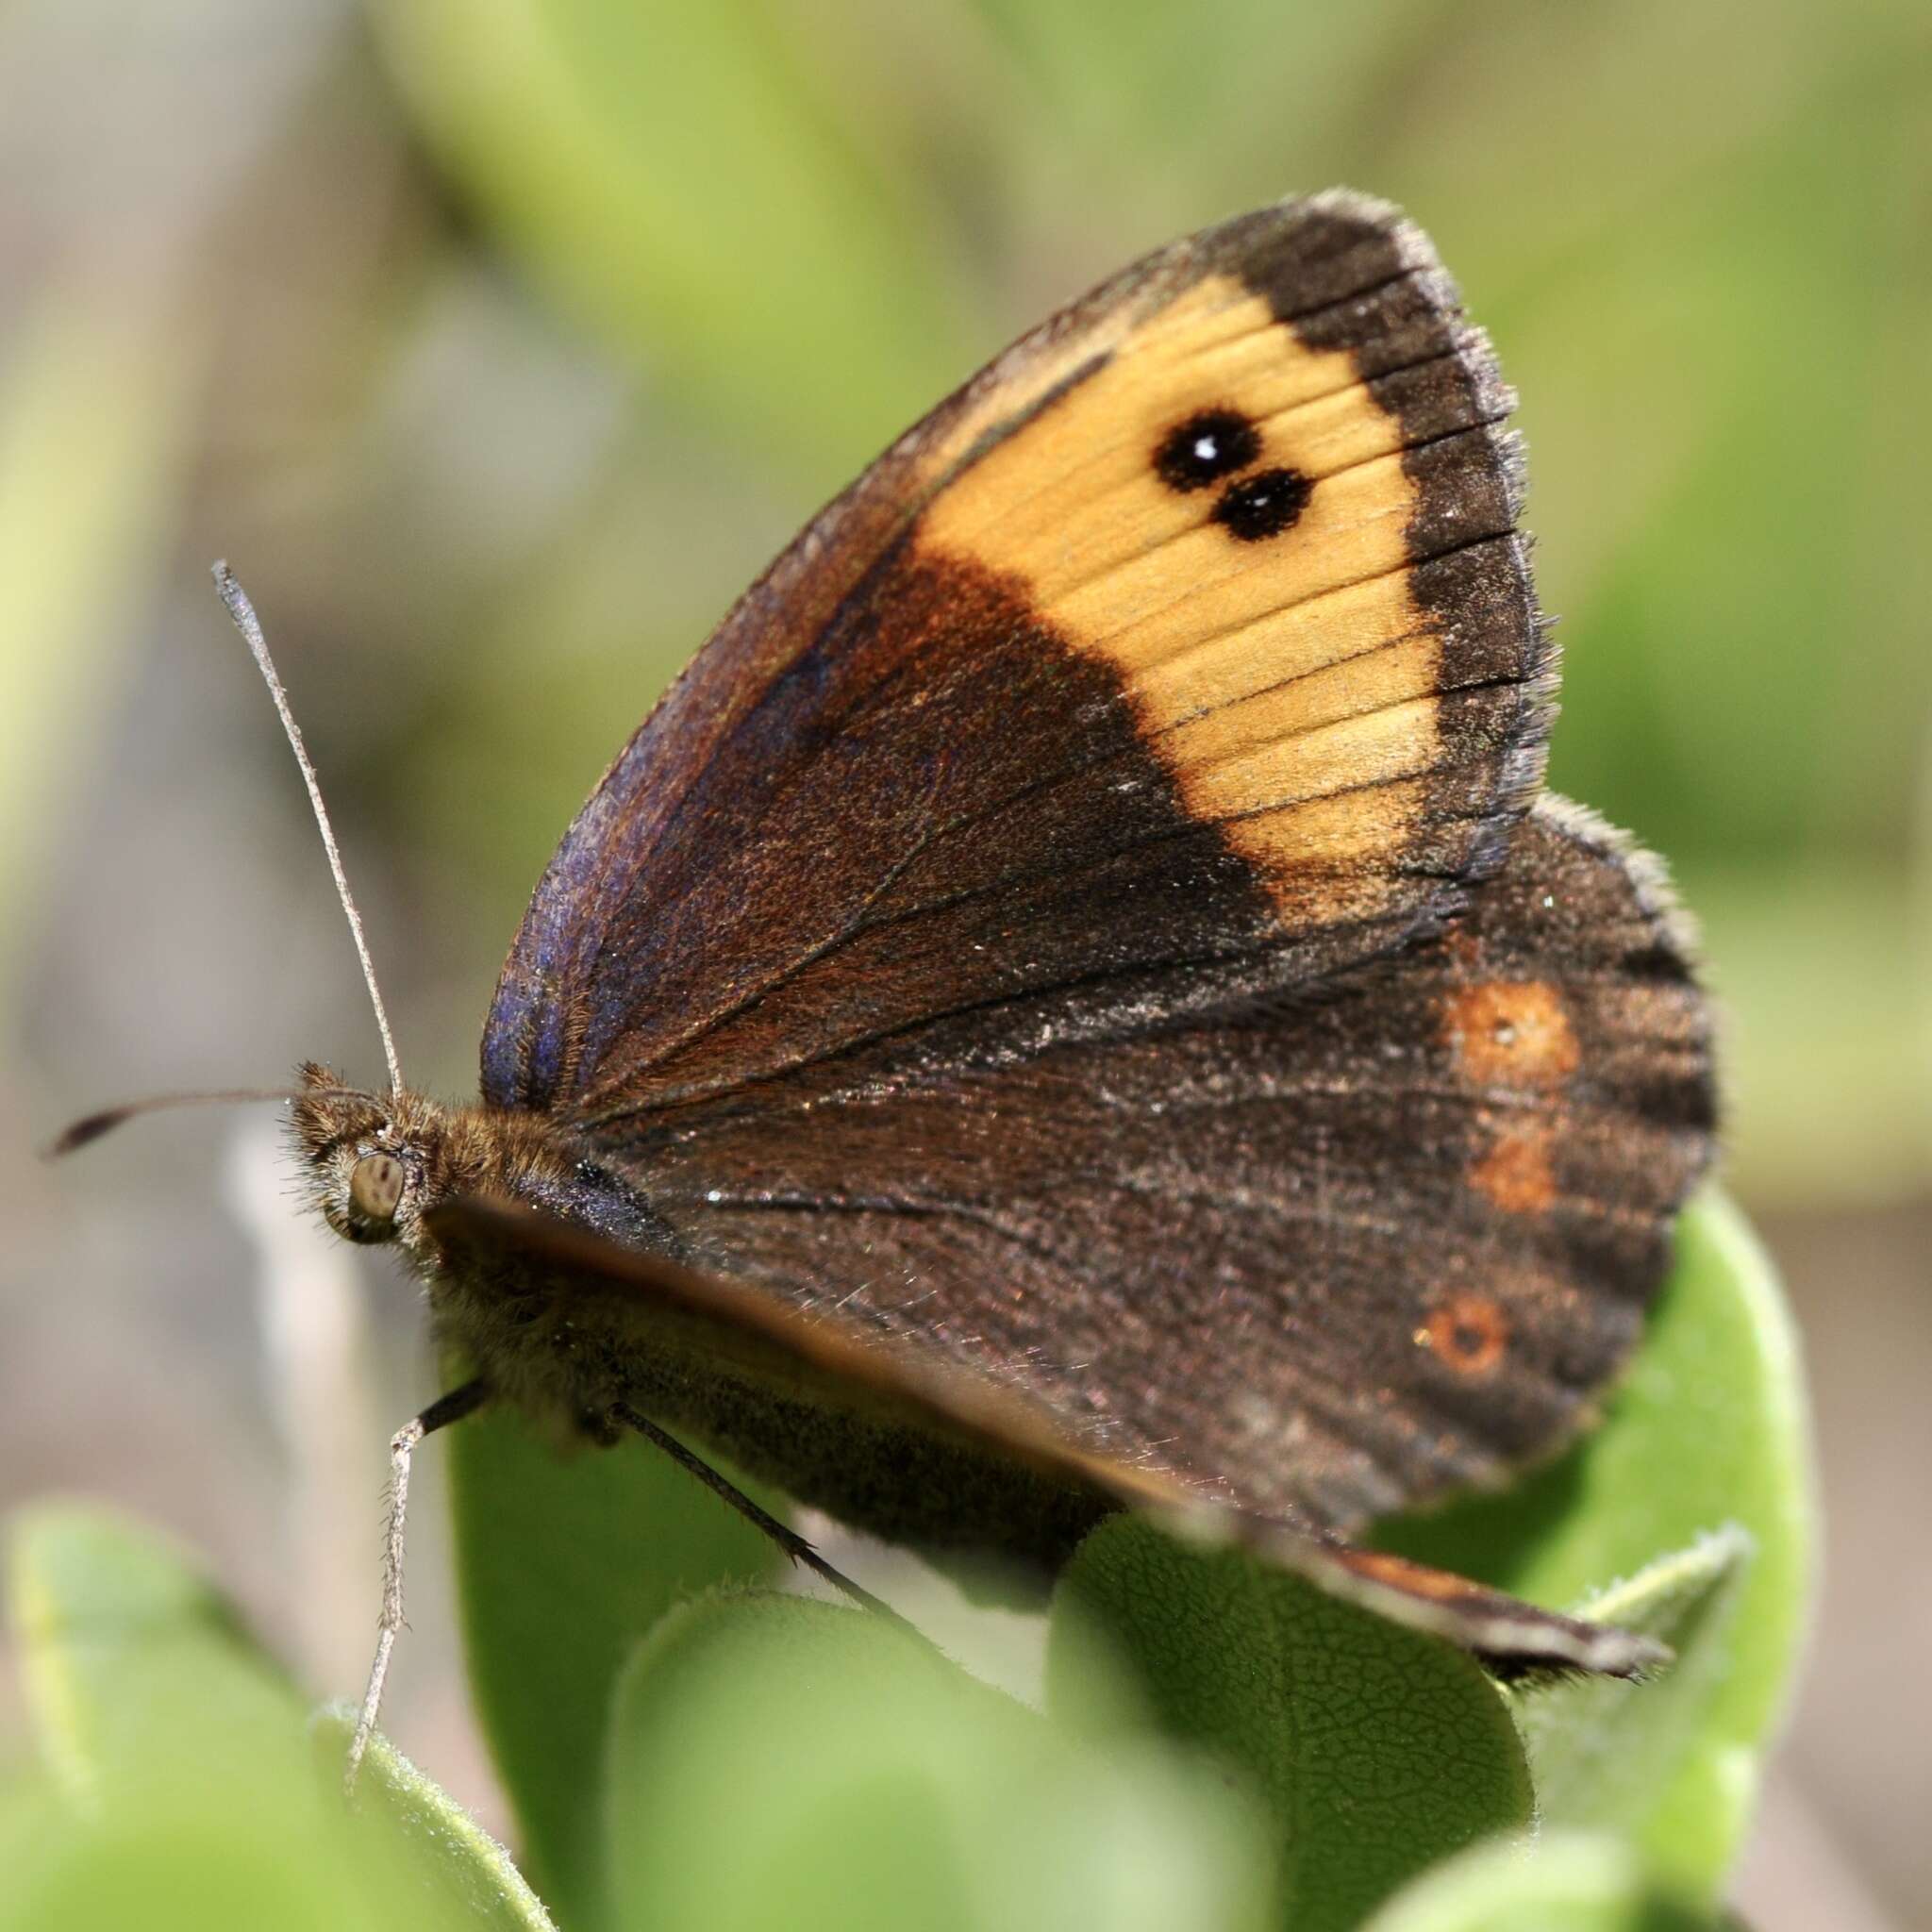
[60,190,1714,1780]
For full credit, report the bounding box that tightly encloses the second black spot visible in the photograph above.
[1212,466,1312,542]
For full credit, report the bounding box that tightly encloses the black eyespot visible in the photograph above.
[1211,466,1312,541]
[1153,408,1261,493]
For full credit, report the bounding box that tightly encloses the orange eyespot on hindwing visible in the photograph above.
[1417,1294,1510,1375]
[1441,980,1580,1087]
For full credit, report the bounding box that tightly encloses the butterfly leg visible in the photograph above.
[345,1376,491,1791]
[608,1401,935,1647]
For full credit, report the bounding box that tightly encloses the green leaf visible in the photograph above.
[1046,1515,1534,1932]
[7,1503,306,1797]
[1513,1530,1754,1850]
[312,1707,556,1932]
[0,1771,94,1921]
[0,286,195,1008]
[7,1807,405,1932]
[970,0,1429,209]
[1373,1194,1814,1898]
[367,0,975,477]
[2,1768,508,1932]
[1362,1829,1721,1932]
[604,1590,1272,1932]
[1677,858,1932,1208]
[4,1507,497,1932]
[445,1404,776,1928]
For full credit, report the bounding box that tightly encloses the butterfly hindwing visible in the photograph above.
[424,1163,1668,1677]
[569,799,1713,1536]
[482,192,1550,1119]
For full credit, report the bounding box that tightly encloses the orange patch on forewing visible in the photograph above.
[1417,1294,1510,1375]
[1442,980,1580,1087]
[913,272,1437,913]
[1470,1121,1558,1215]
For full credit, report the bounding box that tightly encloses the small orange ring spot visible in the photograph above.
[1420,1294,1509,1374]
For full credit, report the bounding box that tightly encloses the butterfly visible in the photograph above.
[61,189,1714,1780]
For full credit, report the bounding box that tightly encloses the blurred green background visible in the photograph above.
[1,0,1925,1926]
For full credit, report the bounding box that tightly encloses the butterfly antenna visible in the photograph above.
[44,1088,324,1158]
[212,562,405,1099]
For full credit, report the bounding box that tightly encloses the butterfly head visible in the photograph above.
[291,1061,454,1250]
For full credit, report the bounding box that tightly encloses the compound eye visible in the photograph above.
[348,1152,405,1224]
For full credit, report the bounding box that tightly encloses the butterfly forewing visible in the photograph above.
[483,192,1549,1119]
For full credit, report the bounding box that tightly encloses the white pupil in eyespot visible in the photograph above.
[1193,435,1219,462]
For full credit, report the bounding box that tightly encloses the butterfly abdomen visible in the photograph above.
[424,1199,1117,1570]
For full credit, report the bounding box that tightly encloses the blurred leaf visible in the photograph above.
[1363,1829,1720,1932]
[7,1503,304,1797]
[6,1806,408,1932]
[368,0,976,478]
[0,1773,77,1918]
[445,1405,775,1929]
[312,1707,556,1932]
[0,1754,511,1932]
[1374,1195,1814,1899]
[1684,858,1932,1208]
[970,0,1429,208]
[0,286,194,999]
[1046,1515,1533,1932]
[605,1590,1271,1932]
[4,1506,493,1932]
[1517,45,1932,870]
[1512,1530,1754,1864]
